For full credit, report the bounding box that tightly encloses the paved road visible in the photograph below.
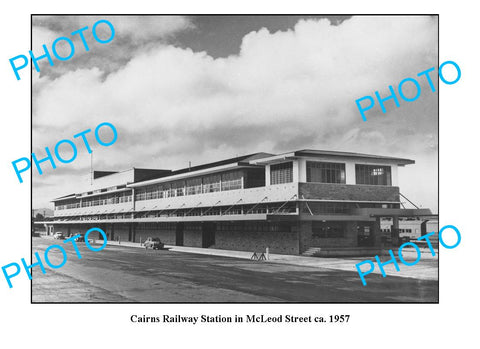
[31,238,438,302]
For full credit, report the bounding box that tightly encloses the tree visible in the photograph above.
[35,213,44,221]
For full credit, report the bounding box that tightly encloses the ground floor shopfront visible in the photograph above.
[43,216,391,256]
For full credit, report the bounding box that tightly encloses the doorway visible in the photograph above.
[176,222,184,246]
[201,222,216,248]
[357,223,375,247]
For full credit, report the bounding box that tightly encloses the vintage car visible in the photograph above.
[143,237,164,250]
[53,232,65,240]
[74,234,85,242]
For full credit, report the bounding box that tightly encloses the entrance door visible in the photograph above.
[176,222,184,246]
[357,223,375,247]
[202,222,216,248]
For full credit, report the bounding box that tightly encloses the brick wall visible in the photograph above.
[109,224,130,242]
[184,229,202,248]
[214,230,299,255]
[299,183,400,202]
[298,221,358,252]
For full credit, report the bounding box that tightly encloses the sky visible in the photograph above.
[31,15,438,212]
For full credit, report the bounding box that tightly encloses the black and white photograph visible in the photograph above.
[30,15,439,303]
[3,0,480,347]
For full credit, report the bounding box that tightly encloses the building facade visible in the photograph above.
[44,149,432,256]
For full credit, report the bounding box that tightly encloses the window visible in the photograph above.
[355,164,391,185]
[312,221,345,238]
[171,181,185,197]
[306,161,345,184]
[186,178,202,195]
[135,189,146,201]
[270,162,293,185]
[302,202,351,215]
[221,171,243,191]
[203,174,221,193]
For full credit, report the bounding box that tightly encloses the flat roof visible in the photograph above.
[51,193,77,202]
[129,152,273,187]
[249,149,415,166]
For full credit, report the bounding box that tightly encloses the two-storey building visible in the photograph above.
[45,149,432,256]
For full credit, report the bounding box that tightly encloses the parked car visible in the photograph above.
[53,232,64,240]
[74,234,85,242]
[143,237,164,250]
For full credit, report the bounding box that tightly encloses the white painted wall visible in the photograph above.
[297,158,307,182]
[292,160,300,182]
[345,162,356,184]
[265,164,271,186]
[391,165,399,186]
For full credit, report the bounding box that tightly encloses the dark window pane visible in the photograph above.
[306,161,345,184]
[355,164,391,186]
[270,162,293,184]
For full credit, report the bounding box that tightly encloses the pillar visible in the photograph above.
[391,216,399,246]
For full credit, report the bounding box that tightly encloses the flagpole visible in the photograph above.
[90,151,93,185]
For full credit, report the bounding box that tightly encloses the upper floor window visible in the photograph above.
[270,162,293,185]
[203,174,221,193]
[355,164,391,186]
[171,181,185,197]
[306,161,345,184]
[221,171,243,191]
[186,177,202,195]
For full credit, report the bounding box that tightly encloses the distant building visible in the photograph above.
[380,218,439,245]
[42,149,432,256]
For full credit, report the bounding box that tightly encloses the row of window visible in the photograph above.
[56,203,80,210]
[56,202,298,218]
[79,185,126,197]
[81,195,132,207]
[135,171,243,201]
[312,221,345,238]
[381,228,414,233]
[56,193,132,210]
[56,162,393,210]
[217,222,292,232]
[271,161,392,186]
[302,202,399,215]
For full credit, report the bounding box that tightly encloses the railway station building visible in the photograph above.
[44,149,432,256]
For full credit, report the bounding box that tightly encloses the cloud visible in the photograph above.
[112,16,193,41]
[31,16,194,77]
[32,16,438,212]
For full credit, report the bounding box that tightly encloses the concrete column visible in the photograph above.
[374,218,382,247]
[391,216,399,246]
[391,165,398,186]
[132,188,136,211]
[265,165,271,186]
[293,160,300,183]
[298,159,307,182]
[345,161,356,184]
